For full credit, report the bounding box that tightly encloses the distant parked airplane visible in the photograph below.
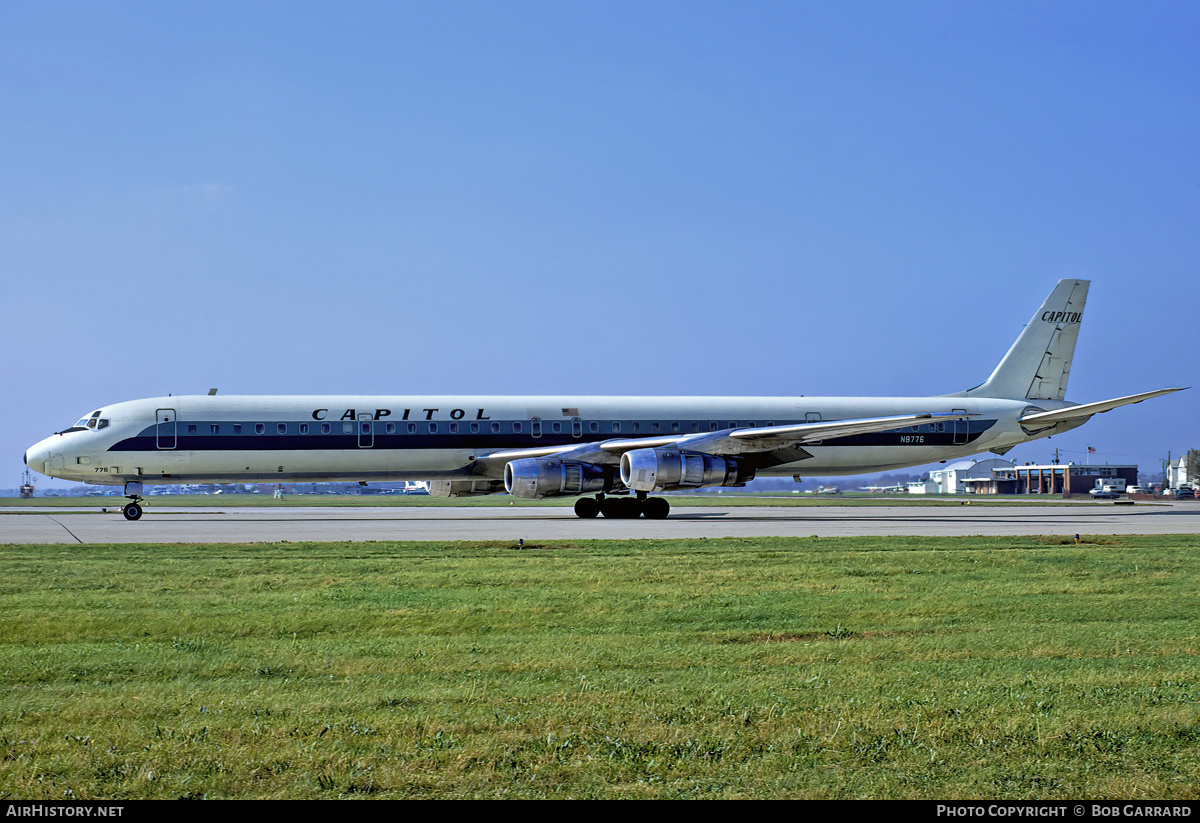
[24,280,1183,521]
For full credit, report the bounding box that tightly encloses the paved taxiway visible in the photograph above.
[1,502,1197,544]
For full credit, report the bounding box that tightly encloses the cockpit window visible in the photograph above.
[66,411,105,433]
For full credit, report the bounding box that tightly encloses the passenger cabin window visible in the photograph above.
[490,422,500,433]
[255,423,265,435]
[590,421,599,433]
[428,422,438,433]
[188,424,197,434]
[449,422,459,433]
[385,422,396,434]
[408,423,417,434]
[513,422,522,433]
[342,422,353,434]
[233,424,243,434]
[321,423,331,434]
[300,423,310,434]
[277,423,287,434]
[210,424,220,434]
[470,422,479,433]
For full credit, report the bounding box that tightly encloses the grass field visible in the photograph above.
[2,535,1198,799]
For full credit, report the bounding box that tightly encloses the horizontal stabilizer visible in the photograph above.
[1018,388,1186,427]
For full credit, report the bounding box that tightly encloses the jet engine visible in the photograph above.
[504,458,608,499]
[620,448,755,493]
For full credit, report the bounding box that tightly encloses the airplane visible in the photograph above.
[23,279,1184,522]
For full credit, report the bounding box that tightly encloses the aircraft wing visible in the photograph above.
[478,444,586,462]
[724,412,972,450]
[1018,388,1186,427]
[476,436,681,470]
[478,412,974,469]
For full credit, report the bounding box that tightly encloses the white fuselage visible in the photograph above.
[24,393,1073,487]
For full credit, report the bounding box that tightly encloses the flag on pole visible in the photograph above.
[1088,446,1096,454]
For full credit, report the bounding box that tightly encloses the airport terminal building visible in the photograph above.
[915,460,1140,496]
[989,463,1138,496]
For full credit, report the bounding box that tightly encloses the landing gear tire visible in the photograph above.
[643,497,670,519]
[601,497,642,519]
[574,497,600,518]
[122,502,143,521]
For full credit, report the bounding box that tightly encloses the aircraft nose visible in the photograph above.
[23,439,56,477]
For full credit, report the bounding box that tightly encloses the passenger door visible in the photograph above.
[357,412,374,448]
[156,409,177,450]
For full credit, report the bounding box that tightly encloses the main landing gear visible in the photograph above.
[122,482,144,521]
[573,492,670,520]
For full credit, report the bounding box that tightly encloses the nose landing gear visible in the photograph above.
[122,482,144,521]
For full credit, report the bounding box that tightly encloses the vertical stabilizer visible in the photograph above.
[961,279,1089,400]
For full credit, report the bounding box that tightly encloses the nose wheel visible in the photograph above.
[122,482,145,521]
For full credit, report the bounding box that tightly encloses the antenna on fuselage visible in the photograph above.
[208,388,218,395]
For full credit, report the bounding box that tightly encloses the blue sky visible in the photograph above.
[3,1,1196,487]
